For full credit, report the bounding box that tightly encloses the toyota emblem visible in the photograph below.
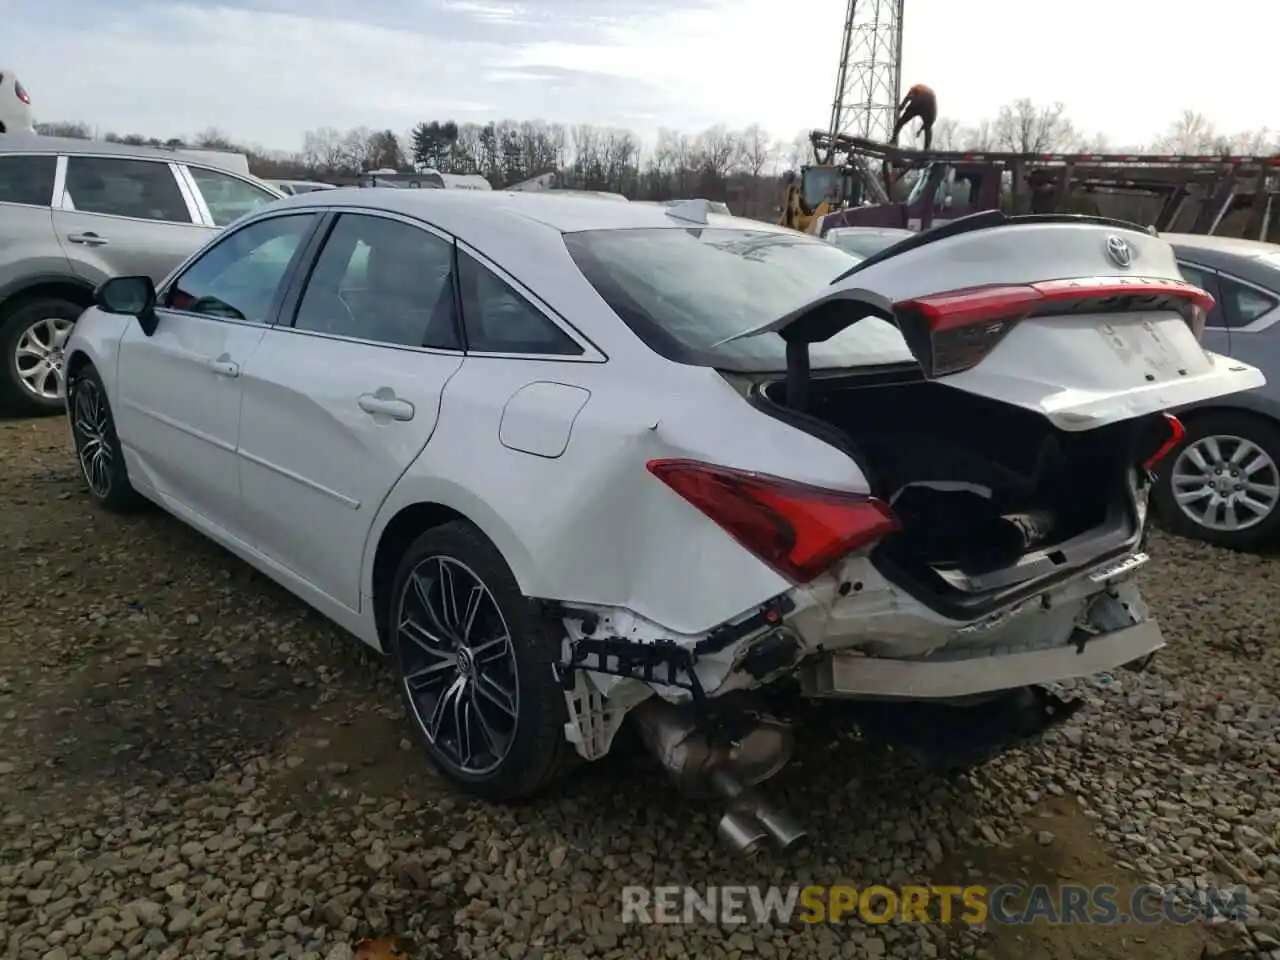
[1105,235,1133,268]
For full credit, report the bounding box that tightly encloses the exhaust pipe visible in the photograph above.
[710,768,810,854]
[717,811,769,857]
[631,697,809,855]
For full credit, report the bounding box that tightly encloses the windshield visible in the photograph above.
[562,227,912,372]
[802,167,843,210]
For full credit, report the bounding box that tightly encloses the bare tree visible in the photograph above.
[993,99,1078,153]
[959,119,996,151]
[34,121,91,139]
[693,125,738,179]
[736,124,775,177]
[1221,127,1275,155]
[300,127,348,172]
[192,127,238,150]
[1153,110,1220,154]
[931,117,962,151]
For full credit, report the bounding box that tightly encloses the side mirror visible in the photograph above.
[94,276,159,336]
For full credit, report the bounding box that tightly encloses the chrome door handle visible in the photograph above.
[207,357,240,378]
[67,232,109,247]
[359,393,414,421]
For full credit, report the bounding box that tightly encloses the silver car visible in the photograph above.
[0,135,284,414]
[1153,233,1280,550]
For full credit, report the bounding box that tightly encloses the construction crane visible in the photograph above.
[779,0,906,232]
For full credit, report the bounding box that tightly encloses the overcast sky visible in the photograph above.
[8,0,1278,151]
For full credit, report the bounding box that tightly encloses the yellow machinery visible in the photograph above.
[778,167,846,233]
[778,133,891,234]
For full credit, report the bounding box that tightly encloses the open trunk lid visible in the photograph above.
[719,213,1265,429]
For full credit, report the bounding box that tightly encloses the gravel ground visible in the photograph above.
[1,414,1277,960]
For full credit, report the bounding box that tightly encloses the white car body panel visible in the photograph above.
[62,195,1263,743]
[114,314,268,534]
[234,328,465,611]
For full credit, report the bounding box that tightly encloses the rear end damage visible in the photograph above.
[548,469,1164,856]
[548,216,1262,855]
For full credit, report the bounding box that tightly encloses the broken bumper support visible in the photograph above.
[799,619,1165,700]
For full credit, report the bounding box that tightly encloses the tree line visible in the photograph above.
[34,100,1276,220]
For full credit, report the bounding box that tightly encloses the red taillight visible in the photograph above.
[14,81,29,105]
[896,277,1216,377]
[1143,413,1185,471]
[646,459,900,584]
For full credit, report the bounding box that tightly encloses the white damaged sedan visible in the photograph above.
[64,192,1263,854]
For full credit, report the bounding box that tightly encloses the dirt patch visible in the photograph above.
[936,798,1240,960]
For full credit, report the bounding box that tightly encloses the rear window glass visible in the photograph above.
[562,227,912,371]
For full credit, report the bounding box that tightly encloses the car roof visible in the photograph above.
[268,187,802,238]
[1163,232,1280,258]
[0,133,184,163]
[1166,233,1280,289]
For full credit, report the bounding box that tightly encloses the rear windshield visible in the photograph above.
[562,227,912,372]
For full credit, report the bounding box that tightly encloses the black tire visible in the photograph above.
[67,364,146,513]
[388,521,575,800]
[1151,410,1280,551]
[0,297,83,416]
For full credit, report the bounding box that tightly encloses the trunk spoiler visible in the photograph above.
[713,288,896,413]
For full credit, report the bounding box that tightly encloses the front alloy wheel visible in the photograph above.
[72,374,114,499]
[67,365,144,513]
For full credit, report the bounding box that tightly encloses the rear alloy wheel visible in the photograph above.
[0,298,82,416]
[67,365,145,513]
[389,521,574,800]
[1153,412,1280,551]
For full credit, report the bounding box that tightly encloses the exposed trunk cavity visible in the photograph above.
[758,370,1161,614]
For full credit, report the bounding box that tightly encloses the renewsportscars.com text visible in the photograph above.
[620,884,1251,926]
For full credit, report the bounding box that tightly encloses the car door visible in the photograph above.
[179,164,282,227]
[115,211,322,536]
[53,154,214,286]
[1176,260,1231,356]
[234,210,465,610]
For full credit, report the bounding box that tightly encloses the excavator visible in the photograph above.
[778,132,893,233]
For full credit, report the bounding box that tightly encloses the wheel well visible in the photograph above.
[1176,405,1280,436]
[65,350,94,385]
[371,502,467,650]
[0,280,94,320]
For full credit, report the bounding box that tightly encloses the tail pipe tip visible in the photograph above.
[718,810,770,858]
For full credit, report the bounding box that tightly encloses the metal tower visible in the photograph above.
[826,0,905,145]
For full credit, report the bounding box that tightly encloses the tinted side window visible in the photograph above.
[188,166,279,227]
[64,157,191,223]
[457,250,582,356]
[1221,276,1279,329]
[1177,262,1225,328]
[163,214,315,323]
[0,155,56,206]
[293,213,460,350]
